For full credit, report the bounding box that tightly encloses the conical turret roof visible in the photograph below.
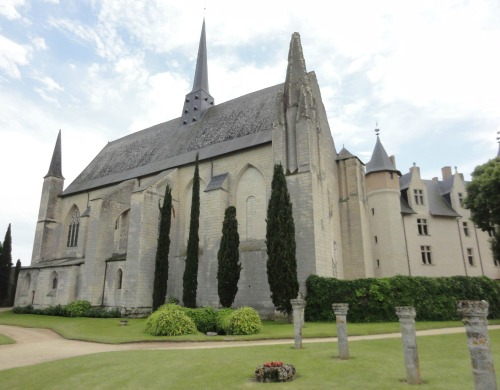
[366,136,400,175]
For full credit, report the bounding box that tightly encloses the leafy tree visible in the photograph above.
[0,224,12,305]
[464,158,500,263]
[183,154,200,308]
[217,206,241,308]
[266,164,299,317]
[152,184,173,311]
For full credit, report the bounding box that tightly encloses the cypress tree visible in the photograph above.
[266,164,299,316]
[183,154,200,308]
[217,206,241,308]
[152,184,173,311]
[0,224,12,306]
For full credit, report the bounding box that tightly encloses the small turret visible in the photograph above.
[366,130,400,176]
[181,18,214,125]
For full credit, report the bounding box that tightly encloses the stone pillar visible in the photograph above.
[291,297,306,349]
[457,300,497,390]
[332,303,349,359]
[395,306,422,385]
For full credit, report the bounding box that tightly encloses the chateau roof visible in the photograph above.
[400,197,416,214]
[424,180,461,217]
[63,84,281,195]
[366,136,401,175]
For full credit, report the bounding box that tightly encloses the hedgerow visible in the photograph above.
[12,301,121,318]
[305,274,500,322]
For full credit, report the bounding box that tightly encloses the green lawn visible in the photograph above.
[0,330,498,389]
[1,310,496,344]
[0,333,14,345]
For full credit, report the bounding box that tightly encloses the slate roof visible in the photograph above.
[366,136,401,175]
[399,171,412,190]
[63,84,282,195]
[336,146,362,163]
[400,197,416,214]
[424,180,461,217]
[205,173,228,192]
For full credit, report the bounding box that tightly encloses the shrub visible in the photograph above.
[65,300,92,317]
[42,304,67,317]
[183,306,217,333]
[166,296,180,305]
[12,305,34,314]
[215,308,234,335]
[229,306,262,335]
[145,304,198,336]
[84,306,121,318]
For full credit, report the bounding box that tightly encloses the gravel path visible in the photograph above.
[1,323,499,372]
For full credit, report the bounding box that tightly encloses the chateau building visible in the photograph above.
[15,21,499,315]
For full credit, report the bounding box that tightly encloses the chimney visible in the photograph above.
[441,166,452,180]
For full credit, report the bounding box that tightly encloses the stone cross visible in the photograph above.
[457,300,498,390]
[395,306,422,385]
[332,303,349,359]
[290,296,306,349]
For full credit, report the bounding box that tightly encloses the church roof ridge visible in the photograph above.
[63,83,283,195]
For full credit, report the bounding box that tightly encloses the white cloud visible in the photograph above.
[31,36,47,51]
[0,0,24,20]
[0,34,30,78]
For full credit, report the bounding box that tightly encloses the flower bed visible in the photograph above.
[255,361,296,383]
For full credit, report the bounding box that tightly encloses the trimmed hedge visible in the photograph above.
[305,274,500,322]
[12,302,121,318]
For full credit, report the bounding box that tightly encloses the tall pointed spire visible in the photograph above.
[181,18,214,125]
[191,18,209,93]
[44,130,64,179]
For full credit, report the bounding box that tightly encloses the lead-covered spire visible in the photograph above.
[181,18,214,125]
[192,18,209,93]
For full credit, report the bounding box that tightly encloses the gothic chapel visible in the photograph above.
[15,20,499,315]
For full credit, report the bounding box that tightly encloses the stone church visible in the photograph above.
[14,21,499,315]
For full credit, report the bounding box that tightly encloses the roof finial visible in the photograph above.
[374,122,380,137]
[454,166,458,173]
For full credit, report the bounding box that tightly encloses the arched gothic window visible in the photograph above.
[116,269,123,290]
[51,271,58,290]
[67,209,80,247]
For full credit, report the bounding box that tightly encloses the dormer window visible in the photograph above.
[413,189,424,205]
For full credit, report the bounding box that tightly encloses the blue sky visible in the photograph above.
[1,0,499,265]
